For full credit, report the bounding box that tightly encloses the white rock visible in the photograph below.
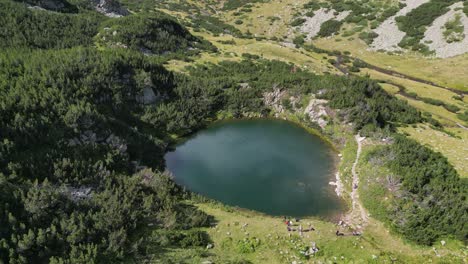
[304,97,329,129]
[300,8,351,40]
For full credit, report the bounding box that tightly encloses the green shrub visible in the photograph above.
[222,0,264,10]
[293,35,305,46]
[180,231,211,248]
[457,110,468,122]
[241,53,260,59]
[191,15,243,37]
[352,59,368,68]
[443,104,460,113]
[236,237,261,253]
[290,17,306,27]
[317,19,343,37]
[282,98,292,110]
[303,1,321,11]
[420,97,444,106]
[358,31,379,45]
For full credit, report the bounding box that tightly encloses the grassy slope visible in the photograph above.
[195,202,465,263]
[314,37,468,92]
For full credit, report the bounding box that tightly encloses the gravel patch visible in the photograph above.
[370,0,430,51]
[300,8,350,40]
[422,2,468,58]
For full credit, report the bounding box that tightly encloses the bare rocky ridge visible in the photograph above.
[300,8,350,40]
[422,2,468,58]
[371,0,430,52]
[91,0,129,17]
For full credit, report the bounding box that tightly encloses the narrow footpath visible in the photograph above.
[344,134,368,230]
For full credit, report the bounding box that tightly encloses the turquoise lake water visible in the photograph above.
[165,119,344,217]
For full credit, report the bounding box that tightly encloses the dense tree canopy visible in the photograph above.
[97,13,216,55]
[0,0,103,49]
[368,136,467,245]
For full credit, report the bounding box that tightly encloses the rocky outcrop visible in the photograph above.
[68,131,127,154]
[136,87,158,105]
[135,75,166,105]
[263,87,287,117]
[91,0,129,17]
[63,187,92,201]
[304,97,329,129]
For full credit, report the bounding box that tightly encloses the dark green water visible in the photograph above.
[165,119,344,217]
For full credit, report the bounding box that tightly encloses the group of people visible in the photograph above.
[280,217,363,258]
[283,217,320,257]
[283,217,362,237]
[283,217,315,236]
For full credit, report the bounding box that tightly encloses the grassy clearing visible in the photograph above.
[313,37,468,91]
[400,125,468,177]
[222,0,308,39]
